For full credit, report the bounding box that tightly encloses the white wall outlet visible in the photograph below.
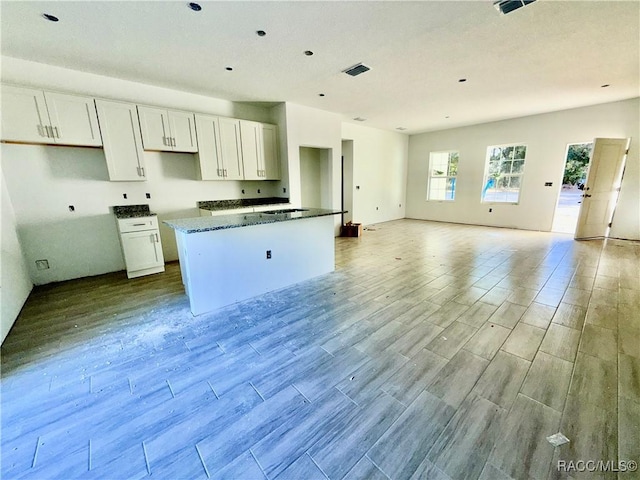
[35,259,50,270]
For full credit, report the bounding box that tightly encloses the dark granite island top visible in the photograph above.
[163,208,343,234]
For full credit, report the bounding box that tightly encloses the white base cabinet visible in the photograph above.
[117,216,165,278]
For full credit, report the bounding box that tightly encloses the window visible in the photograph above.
[427,151,458,201]
[482,144,526,203]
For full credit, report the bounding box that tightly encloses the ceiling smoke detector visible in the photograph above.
[343,63,371,77]
[493,0,536,15]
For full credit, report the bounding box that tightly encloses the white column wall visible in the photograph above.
[341,123,409,226]
[1,167,33,343]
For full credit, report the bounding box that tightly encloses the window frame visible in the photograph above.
[481,143,527,205]
[426,150,459,202]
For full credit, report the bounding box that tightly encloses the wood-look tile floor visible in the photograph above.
[2,219,639,480]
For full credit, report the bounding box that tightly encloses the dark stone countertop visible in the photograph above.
[113,204,157,219]
[198,197,290,211]
[164,208,343,234]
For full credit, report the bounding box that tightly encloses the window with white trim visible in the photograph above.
[427,151,458,201]
[482,144,526,203]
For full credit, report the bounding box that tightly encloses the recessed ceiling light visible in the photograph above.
[318,93,325,97]
[225,67,233,71]
[458,78,467,83]
[256,30,266,37]
[353,117,367,122]
[601,84,610,88]
[188,2,202,11]
[445,116,450,119]
[304,51,314,56]
[42,13,59,22]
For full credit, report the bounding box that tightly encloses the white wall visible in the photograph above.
[1,57,283,284]
[282,103,343,234]
[341,140,354,224]
[406,98,640,239]
[341,123,409,226]
[1,167,33,343]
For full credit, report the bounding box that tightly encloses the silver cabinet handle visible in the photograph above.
[172,137,176,147]
[162,136,167,146]
[44,126,52,138]
[53,126,60,138]
[140,167,145,177]
[37,125,46,137]
[155,233,159,242]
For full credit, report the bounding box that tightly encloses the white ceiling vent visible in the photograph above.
[343,63,371,77]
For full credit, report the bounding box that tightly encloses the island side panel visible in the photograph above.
[181,215,335,316]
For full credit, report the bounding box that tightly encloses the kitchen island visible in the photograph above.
[164,208,343,316]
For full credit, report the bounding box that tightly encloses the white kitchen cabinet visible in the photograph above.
[261,123,280,180]
[117,216,165,278]
[194,114,243,180]
[137,106,197,153]
[240,120,280,180]
[1,85,102,146]
[95,99,147,181]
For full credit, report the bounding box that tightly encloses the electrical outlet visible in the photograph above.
[266,250,272,259]
[35,259,50,270]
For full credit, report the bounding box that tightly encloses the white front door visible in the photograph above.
[575,138,630,239]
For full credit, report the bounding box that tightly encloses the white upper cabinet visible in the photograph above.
[218,117,244,180]
[1,85,102,146]
[240,120,280,180]
[194,114,243,180]
[240,120,262,180]
[137,106,197,153]
[95,99,147,182]
[261,123,280,180]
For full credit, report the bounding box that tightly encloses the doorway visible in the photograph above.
[299,147,332,209]
[341,140,354,224]
[552,142,592,234]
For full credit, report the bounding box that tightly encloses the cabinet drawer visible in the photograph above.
[118,216,158,233]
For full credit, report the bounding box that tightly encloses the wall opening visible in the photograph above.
[299,147,332,209]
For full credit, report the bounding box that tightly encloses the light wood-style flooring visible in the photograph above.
[2,219,639,480]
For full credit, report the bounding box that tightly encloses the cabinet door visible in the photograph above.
[137,106,171,151]
[194,114,224,180]
[240,120,261,180]
[1,85,51,144]
[121,230,164,272]
[96,100,147,181]
[261,124,280,180]
[219,117,244,180]
[169,111,198,152]
[44,92,102,146]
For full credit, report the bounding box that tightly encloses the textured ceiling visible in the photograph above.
[1,1,638,134]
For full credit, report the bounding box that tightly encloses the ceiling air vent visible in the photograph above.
[494,0,536,15]
[343,63,371,77]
